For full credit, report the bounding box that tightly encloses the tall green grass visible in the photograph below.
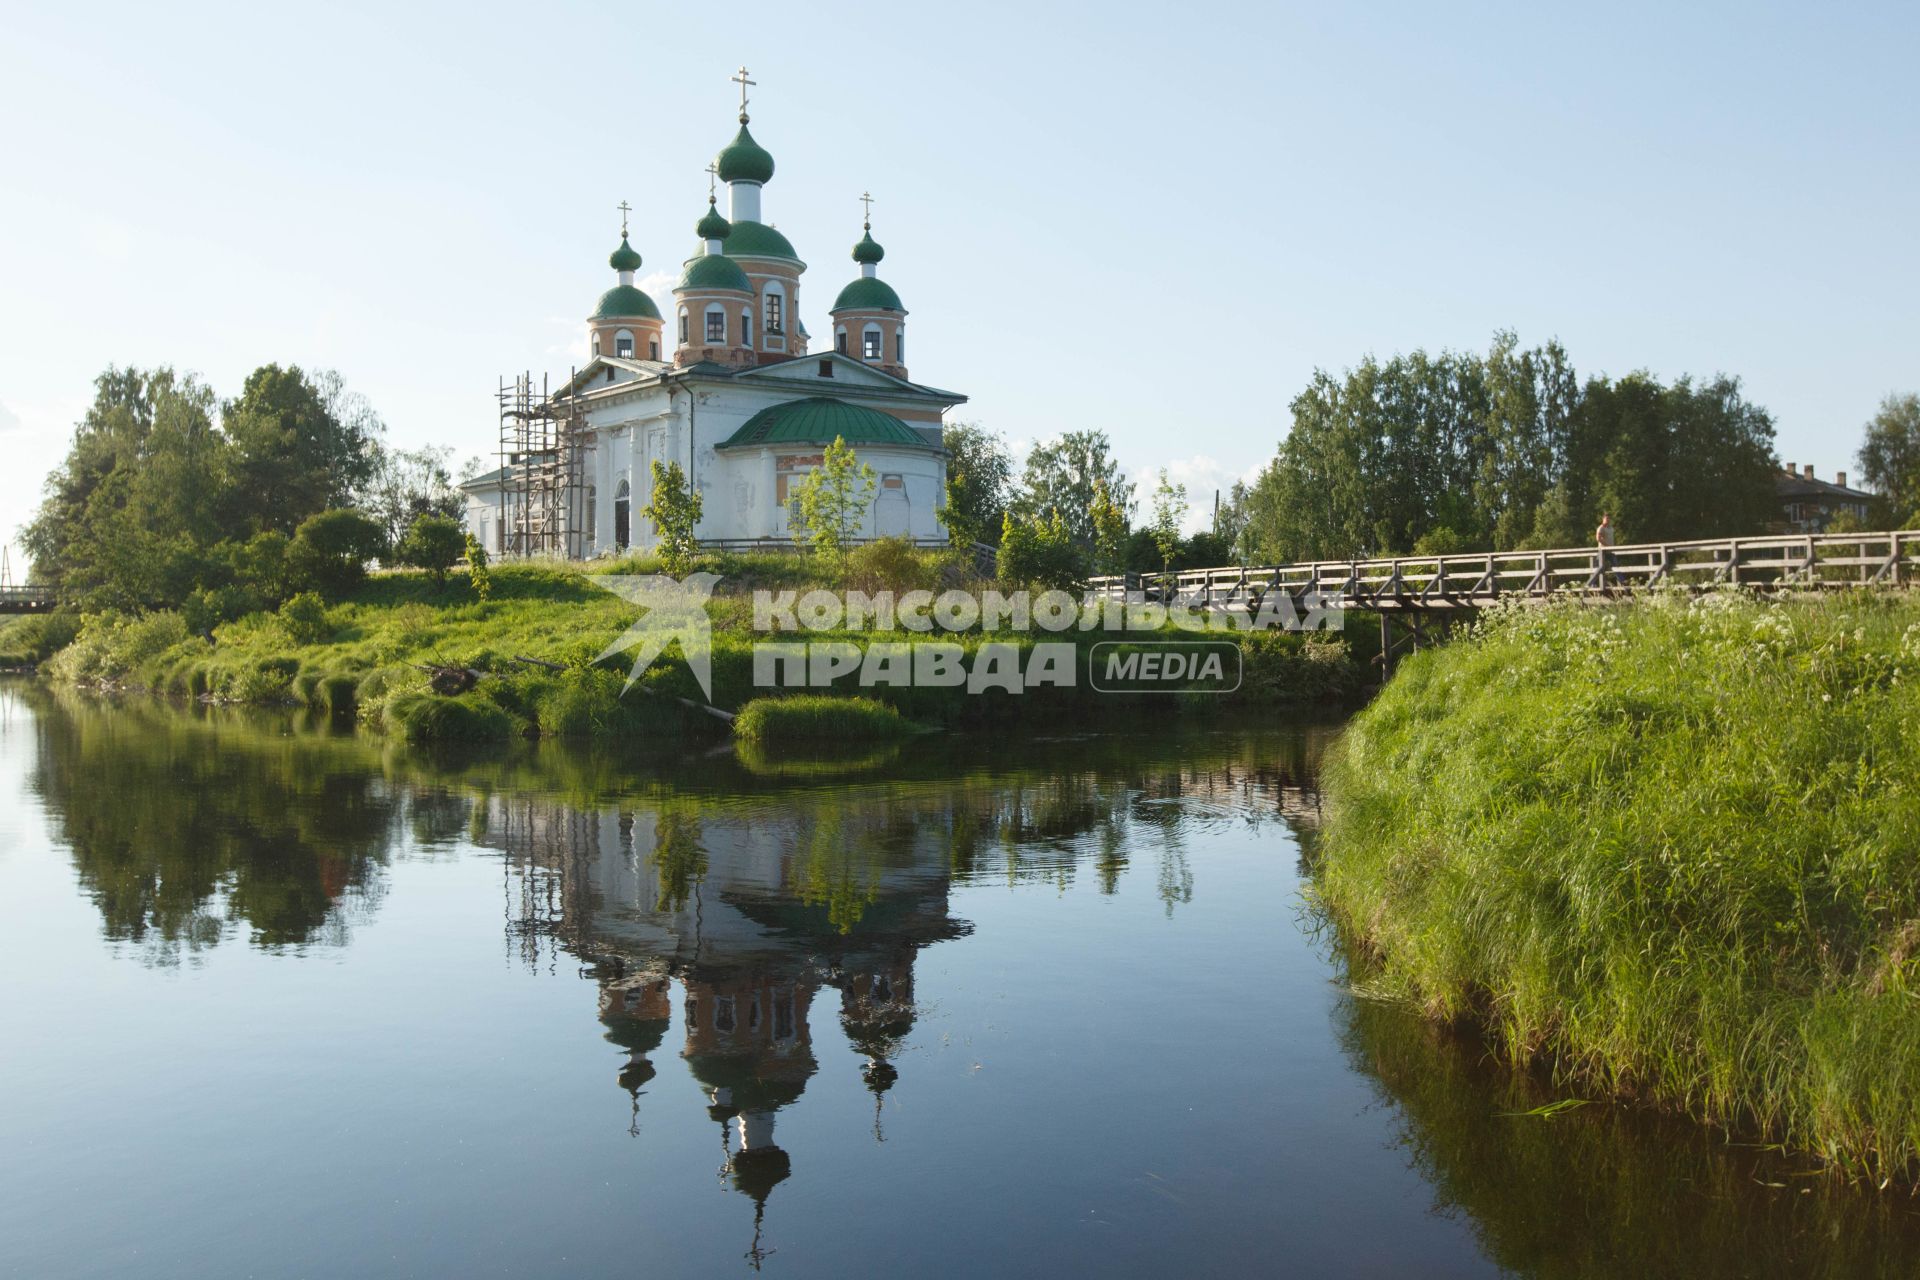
[1315,590,1920,1183]
[732,695,912,746]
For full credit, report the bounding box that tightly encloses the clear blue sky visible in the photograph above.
[2,0,1914,557]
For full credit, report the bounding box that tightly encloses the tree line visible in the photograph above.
[22,364,471,620]
[1224,330,1782,562]
[946,331,1920,581]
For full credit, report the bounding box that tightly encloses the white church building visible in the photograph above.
[463,73,964,558]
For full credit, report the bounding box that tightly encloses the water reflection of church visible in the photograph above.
[473,793,970,1256]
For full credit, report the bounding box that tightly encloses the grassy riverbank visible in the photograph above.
[33,548,1368,741]
[1314,591,1920,1183]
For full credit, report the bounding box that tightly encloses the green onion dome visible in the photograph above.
[851,229,884,266]
[677,252,752,293]
[715,123,775,184]
[593,284,662,320]
[831,276,904,312]
[609,235,643,272]
[722,220,799,261]
[696,198,731,242]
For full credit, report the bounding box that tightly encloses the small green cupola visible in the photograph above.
[829,198,909,374]
[696,197,731,244]
[677,197,752,295]
[609,235,643,273]
[715,123,775,185]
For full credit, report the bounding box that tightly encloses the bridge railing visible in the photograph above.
[0,583,58,612]
[1088,530,1920,611]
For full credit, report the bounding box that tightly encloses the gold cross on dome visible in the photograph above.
[731,66,756,119]
[616,200,632,237]
[860,190,874,227]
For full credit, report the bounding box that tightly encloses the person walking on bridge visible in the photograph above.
[1595,512,1623,594]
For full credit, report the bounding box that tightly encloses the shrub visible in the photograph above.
[843,537,939,594]
[47,611,191,685]
[278,592,333,644]
[733,695,912,745]
[385,690,517,742]
[395,514,465,586]
[0,612,81,666]
[464,534,492,601]
[229,656,299,703]
[287,509,387,598]
[996,510,1085,591]
[182,585,262,636]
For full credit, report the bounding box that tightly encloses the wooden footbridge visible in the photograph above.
[1088,530,1920,674]
[0,584,57,615]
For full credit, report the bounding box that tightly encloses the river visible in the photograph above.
[2,683,1916,1278]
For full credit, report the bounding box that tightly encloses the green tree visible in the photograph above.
[1014,430,1133,548]
[22,364,392,610]
[1238,333,1778,562]
[996,510,1085,590]
[938,421,1014,548]
[394,514,465,586]
[223,364,381,536]
[1857,392,1920,526]
[640,459,703,575]
[1149,469,1187,572]
[287,509,387,598]
[1090,477,1128,574]
[793,435,876,559]
[362,443,460,546]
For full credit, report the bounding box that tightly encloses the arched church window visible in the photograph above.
[862,324,882,360]
[613,477,631,551]
[649,338,660,361]
[614,329,634,359]
[896,327,905,363]
[835,328,848,354]
[741,310,752,347]
[591,335,601,356]
[678,309,689,345]
[764,286,784,335]
[704,306,726,344]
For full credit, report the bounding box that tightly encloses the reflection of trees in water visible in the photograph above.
[651,808,707,913]
[1334,975,1920,1278]
[29,691,403,962]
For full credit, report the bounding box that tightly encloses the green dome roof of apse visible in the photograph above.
[696,199,732,241]
[723,220,799,261]
[832,276,904,312]
[715,123,775,184]
[719,397,933,450]
[593,284,661,320]
[851,229,884,265]
[608,236,643,272]
[677,253,752,293]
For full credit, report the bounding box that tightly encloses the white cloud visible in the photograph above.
[0,401,22,434]
[1126,452,1267,535]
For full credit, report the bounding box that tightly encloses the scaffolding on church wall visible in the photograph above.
[498,371,592,559]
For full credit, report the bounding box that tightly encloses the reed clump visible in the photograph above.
[732,694,913,746]
[1315,590,1920,1184]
